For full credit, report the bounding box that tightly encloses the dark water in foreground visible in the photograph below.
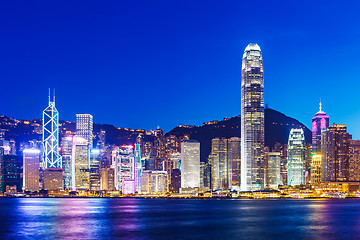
[0,198,360,239]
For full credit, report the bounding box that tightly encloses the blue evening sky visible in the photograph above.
[1,1,360,138]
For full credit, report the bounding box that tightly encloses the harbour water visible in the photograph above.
[1,198,360,239]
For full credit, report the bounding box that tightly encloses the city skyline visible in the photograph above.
[1,1,360,139]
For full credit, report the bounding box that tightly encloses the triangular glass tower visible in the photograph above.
[42,89,62,168]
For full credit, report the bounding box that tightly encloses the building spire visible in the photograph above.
[48,88,51,103]
[319,98,322,112]
[53,89,55,103]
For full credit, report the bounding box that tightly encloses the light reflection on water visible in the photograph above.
[1,198,360,239]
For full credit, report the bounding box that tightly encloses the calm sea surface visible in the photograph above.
[0,198,360,239]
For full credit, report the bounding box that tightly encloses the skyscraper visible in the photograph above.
[90,149,101,191]
[73,136,90,191]
[312,101,329,154]
[311,154,322,184]
[60,135,73,190]
[43,90,62,168]
[228,137,241,191]
[76,114,93,149]
[264,152,281,189]
[113,146,135,191]
[241,43,265,191]
[134,135,142,193]
[348,139,360,182]
[287,129,306,186]
[210,138,230,191]
[23,149,40,192]
[181,140,200,189]
[321,124,349,182]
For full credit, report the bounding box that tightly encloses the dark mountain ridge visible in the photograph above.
[166,108,311,163]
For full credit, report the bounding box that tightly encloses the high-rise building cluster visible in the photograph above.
[1,44,360,196]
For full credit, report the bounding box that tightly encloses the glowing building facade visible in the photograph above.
[113,146,135,191]
[60,135,73,190]
[90,149,101,191]
[210,138,230,191]
[311,154,322,184]
[228,137,241,191]
[44,168,63,191]
[76,114,93,149]
[312,102,329,154]
[140,170,168,193]
[181,140,200,189]
[241,43,264,191]
[42,92,62,168]
[73,137,90,191]
[265,152,281,189]
[23,149,40,192]
[321,124,348,182]
[348,140,360,182]
[134,137,142,193]
[287,129,306,186]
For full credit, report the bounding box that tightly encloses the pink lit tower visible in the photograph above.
[312,101,329,154]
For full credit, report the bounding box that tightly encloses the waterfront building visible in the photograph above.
[73,137,90,191]
[228,137,241,190]
[44,168,63,191]
[304,143,312,184]
[122,179,135,194]
[312,102,329,154]
[210,138,230,191]
[348,139,360,181]
[241,43,265,191]
[60,135,73,190]
[181,140,200,189]
[23,149,40,192]
[42,90,62,168]
[154,128,165,170]
[264,152,281,189]
[90,149,101,191]
[280,157,288,185]
[287,129,306,186]
[76,114,93,149]
[100,167,115,191]
[321,124,349,182]
[140,170,168,193]
[134,136,142,192]
[200,162,205,188]
[170,168,181,193]
[203,160,212,189]
[311,154,322,184]
[113,146,135,191]
[0,149,22,193]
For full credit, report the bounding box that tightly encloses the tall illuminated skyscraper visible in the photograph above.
[321,124,348,182]
[241,43,264,191]
[113,146,135,191]
[23,149,40,192]
[312,101,329,154]
[60,135,73,190]
[287,129,306,186]
[73,136,90,191]
[210,138,230,191]
[76,114,93,149]
[228,137,241,191]
[181,140,200,189]
[90,149,101,191]
[264,152,281,189]
[134,136,142,193]
[43,90,62,168]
